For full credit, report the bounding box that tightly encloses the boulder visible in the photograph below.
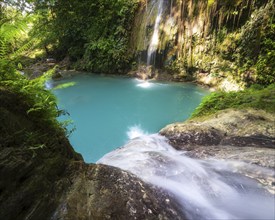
[53,164,186,220]
[160,109,275,168]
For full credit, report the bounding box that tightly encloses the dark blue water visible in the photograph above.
[51,74,209,162]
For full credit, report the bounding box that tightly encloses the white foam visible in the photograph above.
[45,80,53,90]
[126,125,147,139]
[136,81,152,88]
[98,134,275,220]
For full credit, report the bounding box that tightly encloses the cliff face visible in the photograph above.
[130,0,274,88]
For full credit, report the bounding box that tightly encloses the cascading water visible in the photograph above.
[147,0,164,66]
[170,0,173,17]
[143,0,158,52]
[98,133,275,220]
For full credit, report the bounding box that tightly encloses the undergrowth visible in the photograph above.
[191,84,275,118]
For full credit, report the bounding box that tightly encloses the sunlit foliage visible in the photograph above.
[0,5,65,132]
[192,84,275,118]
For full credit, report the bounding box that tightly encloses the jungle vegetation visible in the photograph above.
[0,0,139,134]
[0,0,274,122]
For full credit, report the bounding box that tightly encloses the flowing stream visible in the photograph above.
[98,133,275,220]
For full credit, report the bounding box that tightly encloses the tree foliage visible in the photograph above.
[0,6,64,132]
[27,0,139,73]
[2,0,139,73]
[0,0,140,137]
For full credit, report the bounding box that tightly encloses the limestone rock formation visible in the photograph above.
[160,109,275,168]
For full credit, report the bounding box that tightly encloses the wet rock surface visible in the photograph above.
[160,109,275,168]
[53,164,186,220]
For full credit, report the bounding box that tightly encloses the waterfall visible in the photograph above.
[147,0,164,66]
[143,0,158,55]
[170,0,173,17]
[98,134,275,220]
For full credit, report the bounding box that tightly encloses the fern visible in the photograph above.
[11,37,38,58]
[0,8,64,132]
[0,39,8,58]
[0,7,34,60]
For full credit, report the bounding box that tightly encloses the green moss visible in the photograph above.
[191,83,275,118]
[207,0,215,7]
[166,0,273,87]
[236,2,275,85]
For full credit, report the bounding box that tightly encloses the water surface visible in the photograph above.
[52,74,208,162]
